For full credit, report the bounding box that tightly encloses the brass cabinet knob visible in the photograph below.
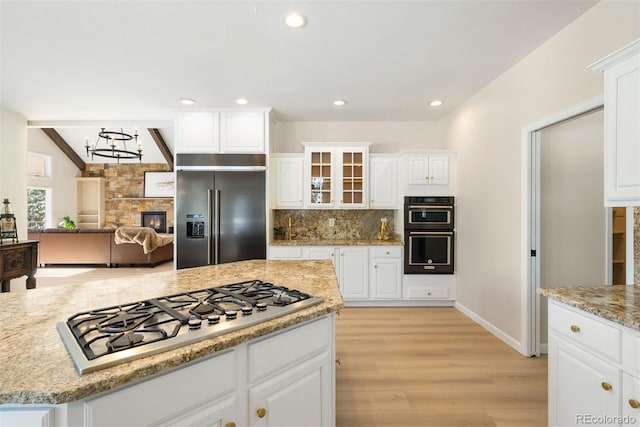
[256,408,267,418]
[386,251,390,255]
[629,399,640,409]
[225,423,236,427]
[570,325,580,333]
[374,265,378,268]
[601,382,612,391]
[336,357,341,365]
[371,199,374,202]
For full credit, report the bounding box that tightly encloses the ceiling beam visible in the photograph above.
[41,128,86,171]
[147,128,174,170]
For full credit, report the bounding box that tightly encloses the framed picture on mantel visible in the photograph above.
[144,172,175,198]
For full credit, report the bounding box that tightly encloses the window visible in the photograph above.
[27,187,51,229]
[27,152,52,178]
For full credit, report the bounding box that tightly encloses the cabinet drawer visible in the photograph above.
[549,302,622,363]
[269,246,303,259]
[248,316,330,383]
[370,246,402,258]
[83,350,236,427]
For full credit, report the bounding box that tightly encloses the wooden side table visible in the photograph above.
[0,240,38,292]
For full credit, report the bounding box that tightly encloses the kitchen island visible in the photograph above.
[0,259,343,427]
[540,285,640,426]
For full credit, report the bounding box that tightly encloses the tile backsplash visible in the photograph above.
[274,209,396,240]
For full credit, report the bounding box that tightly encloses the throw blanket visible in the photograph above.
[114,227,174,254]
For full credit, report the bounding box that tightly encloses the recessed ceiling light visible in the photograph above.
[284,12,307,29]
[235,98,249,105]
[429,99,443,107]
[333,100,346,106]
[180,98,195,105]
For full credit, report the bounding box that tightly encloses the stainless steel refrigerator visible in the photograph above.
[175,154,266,270]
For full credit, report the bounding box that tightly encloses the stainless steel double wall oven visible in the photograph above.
[404,196,455,274]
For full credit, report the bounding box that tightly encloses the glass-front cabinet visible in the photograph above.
[303,142,370,208]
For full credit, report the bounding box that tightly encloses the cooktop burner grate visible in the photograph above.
[57,279,322,375]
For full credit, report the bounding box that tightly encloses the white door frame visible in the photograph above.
[520,95,604,356]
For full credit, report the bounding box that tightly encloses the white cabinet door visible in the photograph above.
[273,156,304,208]
[549,333,621,426]
[408,156,449,185]
[248,355,330,427]
[370,260,402,300]
[220,111,266,153]
[336,148,368,208]
[338,247,369,299]
[303,247,337,272]
[369,155,398,208]
[604,54,640,205]
[428,156,449,185]
[623,372,640,421]
[175,112,220,153]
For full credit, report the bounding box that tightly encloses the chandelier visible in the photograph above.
[85,128,142,163]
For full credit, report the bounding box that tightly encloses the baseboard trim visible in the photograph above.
[454,301,526,356]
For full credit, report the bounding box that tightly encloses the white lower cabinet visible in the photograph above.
[548,300,640,427]
[0,316,334,427]
[269,245,457,303]
[370,246,402,299]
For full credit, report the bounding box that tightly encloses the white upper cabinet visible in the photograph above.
[302,142,371,209]
[369,155,398,208]
[175,109,270,154]
[590,39,640,206]
[220,111,266,153]
[400,151,456,197]
[408,155,449,185]
[175,112,220,153]
[272,154,304,208]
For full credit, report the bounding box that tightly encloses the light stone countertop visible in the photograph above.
[539,285,640,331]
[0,260,343,405]
[270,238,403,246]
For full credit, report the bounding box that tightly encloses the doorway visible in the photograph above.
[521,96,605,356]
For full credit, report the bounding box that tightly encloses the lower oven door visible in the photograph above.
[404,230,454,274]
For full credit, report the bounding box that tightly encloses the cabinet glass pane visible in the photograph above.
[310,151,332,204]
[341,151,363,205]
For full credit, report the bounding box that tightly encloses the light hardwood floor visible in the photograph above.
[30,267,547,426]
[335,307,548,427]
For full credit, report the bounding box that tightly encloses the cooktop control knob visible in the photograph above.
[241,306,253,316]
[225,310,238,320]
[188,317,202,329]
[207,314,220,324]
[256,303,267,312]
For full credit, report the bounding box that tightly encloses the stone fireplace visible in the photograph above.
[141,211,167,233]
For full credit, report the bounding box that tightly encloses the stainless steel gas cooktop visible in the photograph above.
[57,279,322,375]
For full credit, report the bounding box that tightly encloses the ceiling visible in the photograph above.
[1,0,599,164]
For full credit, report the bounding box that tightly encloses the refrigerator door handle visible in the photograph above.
[214,189,221,264]
[207,189,213,264]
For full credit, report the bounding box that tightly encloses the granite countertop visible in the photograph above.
[0,260,343,405]
[271,238,403,246]
[539,285,640,331]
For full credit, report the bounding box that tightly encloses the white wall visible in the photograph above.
[0,108,28,240]
[441,0,640,349]
[27,128,81,227]
[273,121,443,153]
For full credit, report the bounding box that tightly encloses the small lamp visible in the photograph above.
[0,198,18,243]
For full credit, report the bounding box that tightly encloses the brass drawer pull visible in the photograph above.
[570,325,580,333]
[257,408,267,418]
[601,382,612,391]
[629,399,640,409]
[225,423,236,427]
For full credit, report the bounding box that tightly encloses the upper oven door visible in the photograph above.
[405,205,454,230]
